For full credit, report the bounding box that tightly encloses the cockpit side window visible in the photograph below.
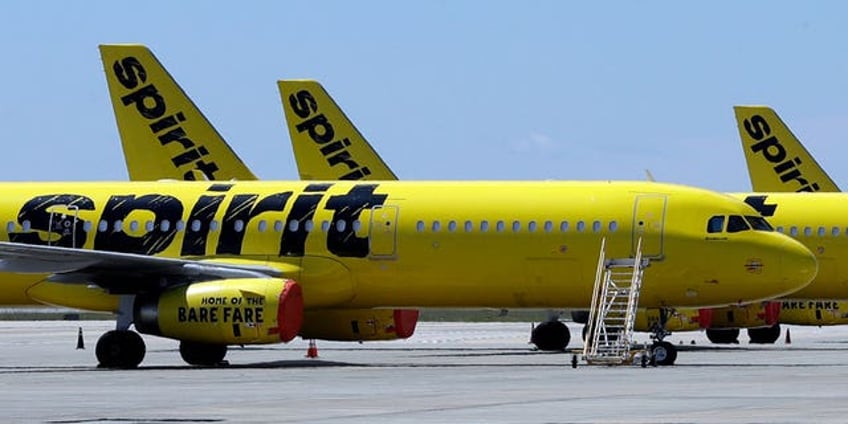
[727,215,750,233]
[745,216,774,231]
[707,215,725,233]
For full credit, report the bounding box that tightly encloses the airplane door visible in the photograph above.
[47,204,81,248]
[369,205,398,258]
[632,195,666,258]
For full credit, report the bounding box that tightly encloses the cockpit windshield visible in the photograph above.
[708,214,771,234]
[745,215,774,231]
[726,215,750,233]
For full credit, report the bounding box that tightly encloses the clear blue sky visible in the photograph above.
[1,2,846,192]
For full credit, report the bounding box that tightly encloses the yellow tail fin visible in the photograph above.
[734,105,839,192]
[278,80,397,181]
[99,44,257,181]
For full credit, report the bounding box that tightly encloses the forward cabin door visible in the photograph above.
[632,195,667,259]
[47,204,82,248]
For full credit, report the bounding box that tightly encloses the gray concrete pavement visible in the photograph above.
[1,321,847,423]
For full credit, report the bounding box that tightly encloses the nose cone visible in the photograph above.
[775,237,818,298]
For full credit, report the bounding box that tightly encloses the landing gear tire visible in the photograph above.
[95,330,146,369]
[706,328,740,344]
[179,341,228,366]
[748,324,781,344]
[531,320,571,351]
[651,341,677,366]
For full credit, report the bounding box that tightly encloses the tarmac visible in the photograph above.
[2,320,848,423]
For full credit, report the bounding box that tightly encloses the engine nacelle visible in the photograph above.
[134,278,303,345]
[707,301,780,329]
[300,309,419,341]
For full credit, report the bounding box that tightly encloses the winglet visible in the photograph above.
[734,105,839,192]
[99,44,257,181]
[278,80,397,181]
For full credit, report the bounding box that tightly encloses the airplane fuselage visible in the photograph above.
[0,180,814,312]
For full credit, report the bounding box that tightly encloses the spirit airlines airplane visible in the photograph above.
[0,45,815,370]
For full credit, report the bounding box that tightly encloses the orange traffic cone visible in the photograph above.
[785,328,792,344]
[305,339,318,358]
[76,327,85,350]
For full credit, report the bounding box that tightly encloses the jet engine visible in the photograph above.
[134,278,303,345]
[300,309,419,341]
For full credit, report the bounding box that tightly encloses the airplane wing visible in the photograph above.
[0,241,282,292]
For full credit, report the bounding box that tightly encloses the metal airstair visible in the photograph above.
[582,238,648,365]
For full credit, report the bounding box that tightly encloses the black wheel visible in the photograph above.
[748,324,781,344]
[530,320,571,351]
[95,330,146,369]
[179,341,228,366]
[706,328,740,344]
[651,341,677,366]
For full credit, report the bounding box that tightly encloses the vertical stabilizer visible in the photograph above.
[99,44,257,181]
[278,80,397,181]
[734,105,838,192]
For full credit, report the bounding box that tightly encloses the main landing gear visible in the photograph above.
[95,330,146,369]
[530,319,571,351]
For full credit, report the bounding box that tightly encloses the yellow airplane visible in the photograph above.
[0,179,815,368]
[96,44,418,349]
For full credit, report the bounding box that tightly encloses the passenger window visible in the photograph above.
[22,220,31,232]
[818,226,826,237]
[707,216,724,233]
[98,220,108,232]
[448,220,457,232]
[803,227,812,237]
[592,220,602,233]
[289,220,299,232]
[726,215,749,233]
[336,220,347,232]
[775,226,784,234]
[321,220,330,232]
[258,220,268,232]
[113,220,122,232]
[234,220,245,233]
[431,221,441,232]
[560,221,569,232]
[480,221,490,232]
[833,227,840,237]
[789,226,798,237]
[416,220,425,232]
[576,221,585,232]
[464,220,473,232]
[352,220,362,232]
[83,221,93,233]
[544,221,553,233]
[745,216,773,231]
[176,220,186,232]
[190,220,201,232]
[608,221,618,232]
[144,221,154,232]
[210,220,219,232]
[512,220,521,232]
[129,221,139,232]
[160,220,171,232]
[528,221,537,233]
[496,221,505,232]
[305,220,314,232]
[5,221,13,233]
